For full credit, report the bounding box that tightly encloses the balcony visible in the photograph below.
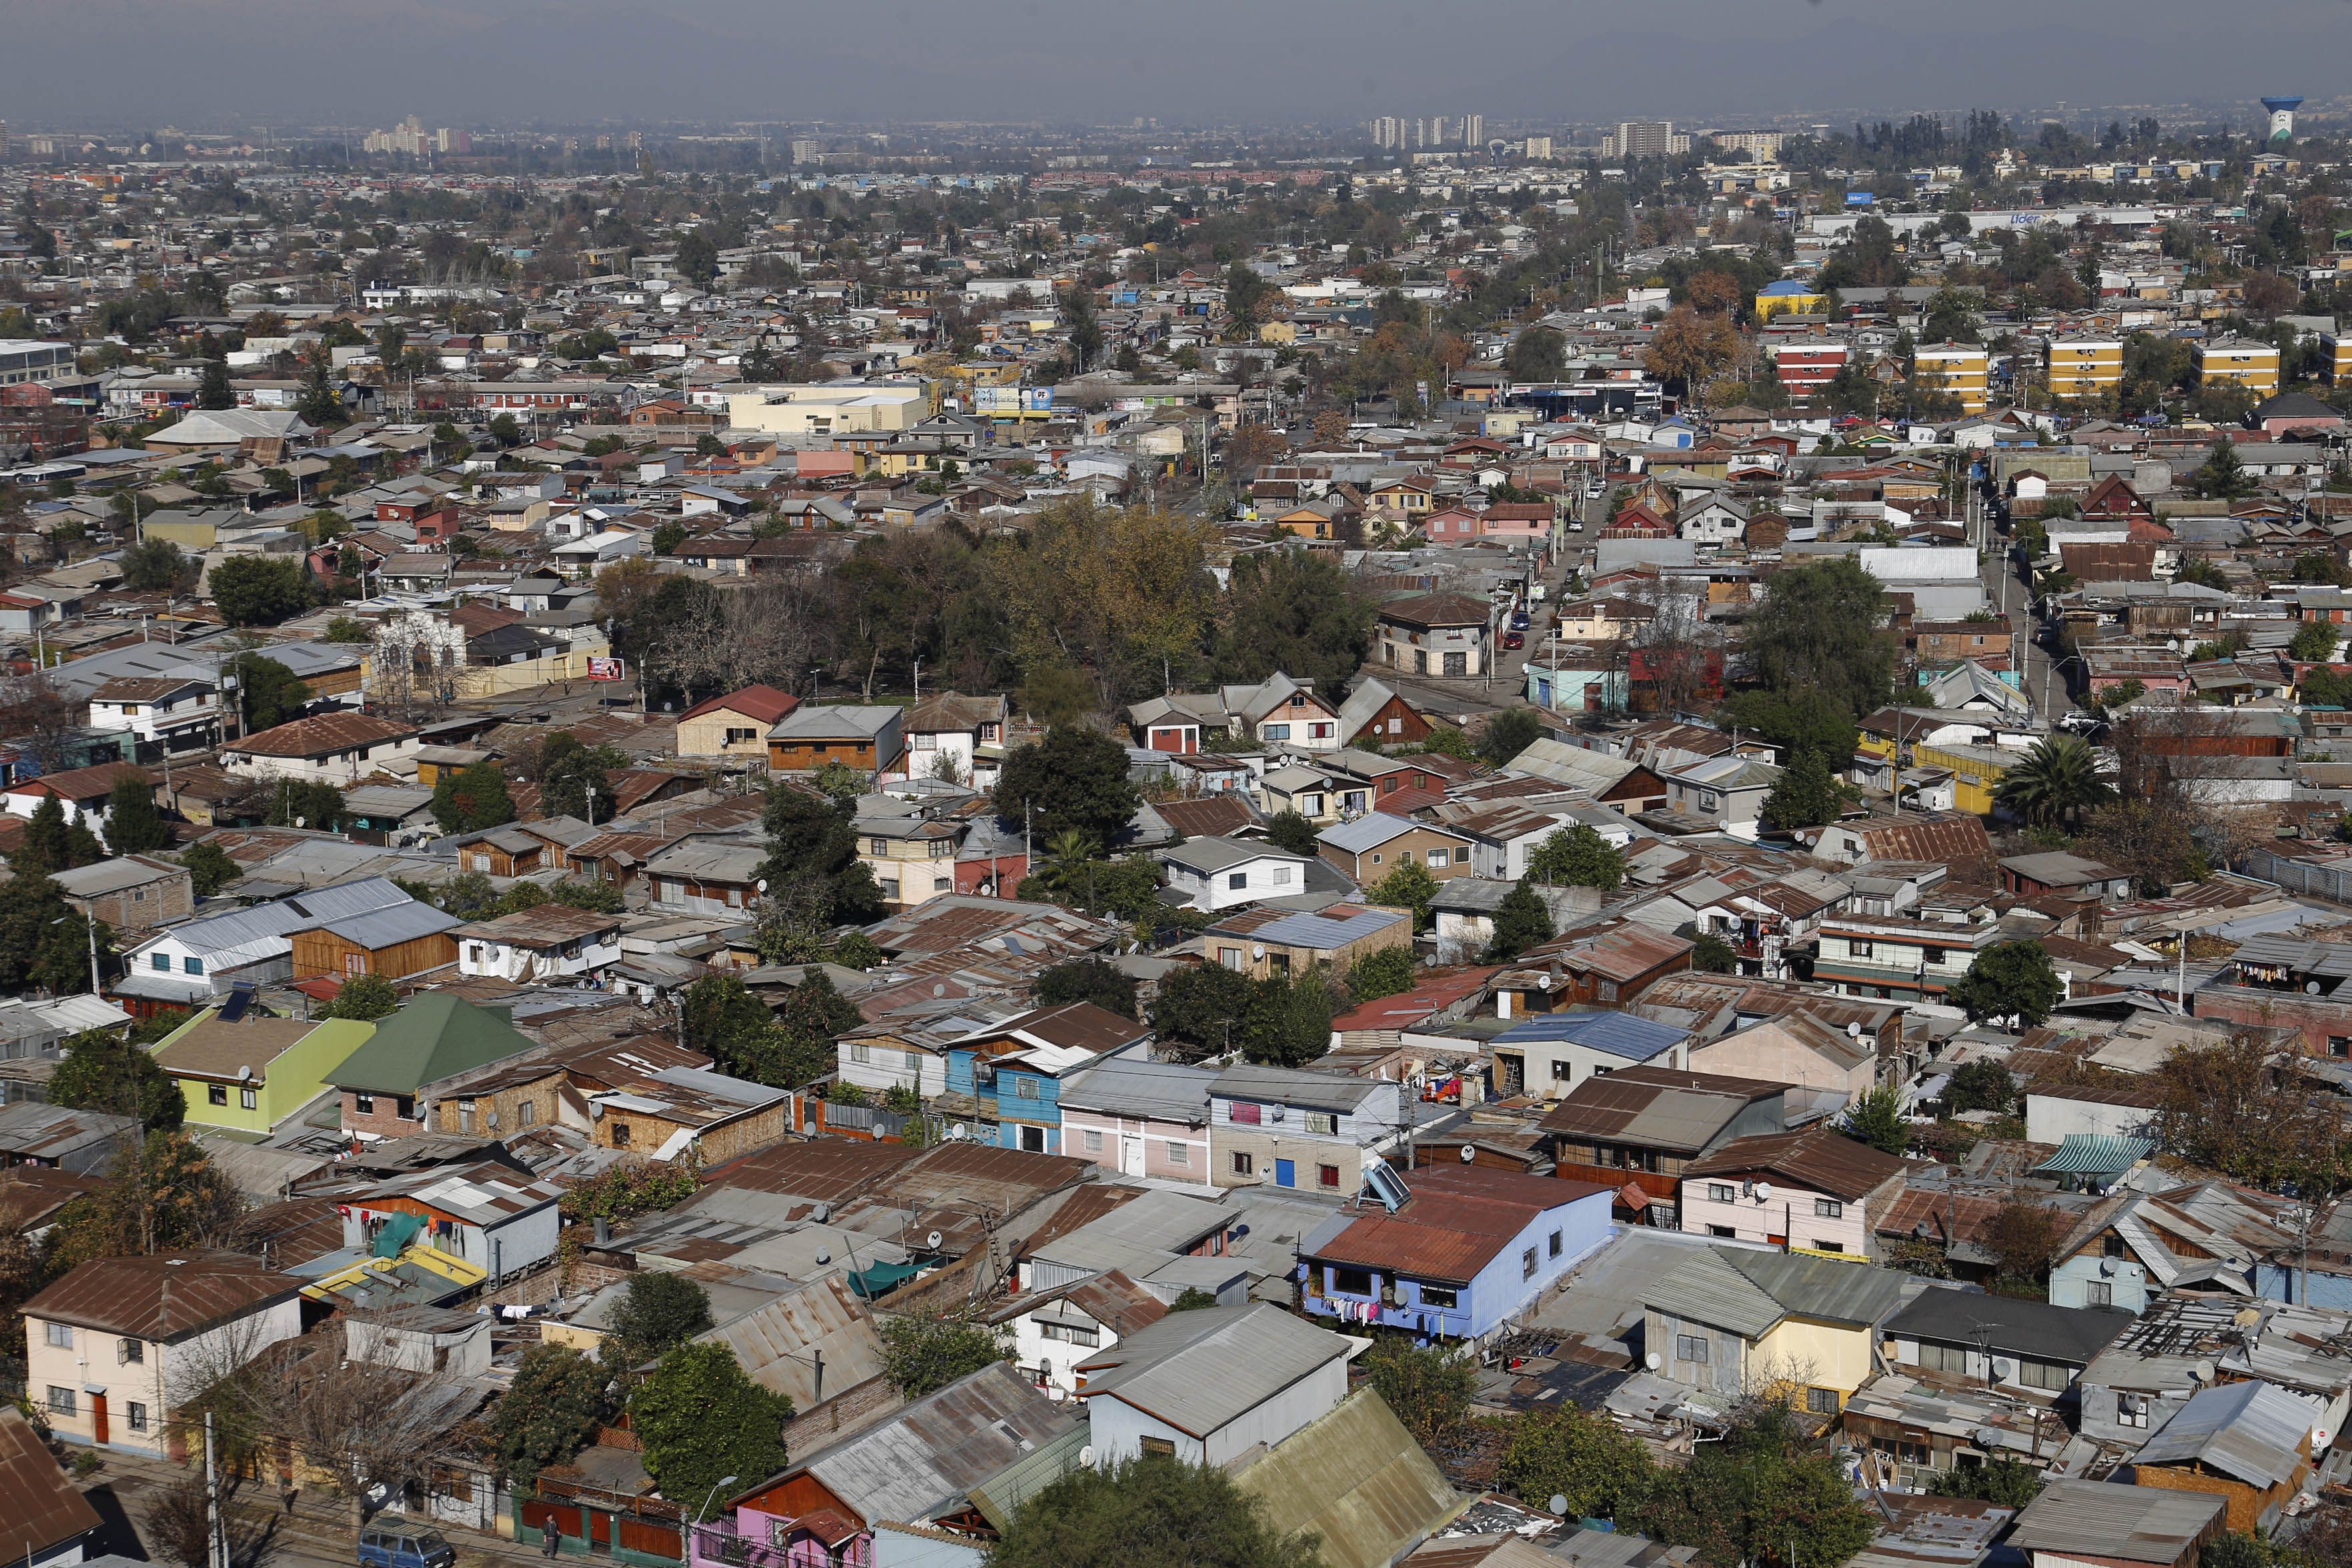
[692,1528,797,1568]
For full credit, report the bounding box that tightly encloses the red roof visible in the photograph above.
[1303,1166,1612,1284]
[1328,965,1500,1033]
[678,684,802,726]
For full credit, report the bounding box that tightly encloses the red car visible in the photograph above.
[1502,630,1526,650]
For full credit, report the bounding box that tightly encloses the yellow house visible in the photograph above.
[151,1010,378,1134]
[1909,738,2015,817]
[1259,320,1299,345]
[1644,1244,1904,1415]
[2197,337,2281,397]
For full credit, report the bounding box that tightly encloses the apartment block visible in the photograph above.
[1912,343,1989,413]
[1770,339,1849,401]
[2195,337,2281,397]
[2046,337,2123,402]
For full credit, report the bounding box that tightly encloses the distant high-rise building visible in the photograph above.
[1369,117,1404,150]
[2262,96,2303,143]
[1523,135,1554,161]
[1461,114,1484,148]
[1600,120,1688,159]
[789,137,820,165]
[1700,129,1784,161]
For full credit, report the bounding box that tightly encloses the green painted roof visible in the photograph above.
[327,992,535,1095]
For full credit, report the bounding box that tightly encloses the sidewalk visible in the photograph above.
[75,1445,556,1568]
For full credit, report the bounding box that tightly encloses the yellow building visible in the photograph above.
[2046,337,2124,402]
[1909,738,2015,817]
[1755,283,1828,321]
[151,1011,378,1134]
[722,382,932,436]
[2196,337,2281,397]
[1643,1244,1902,1415]
[1258,320,1299,345]
[1912,343,1989,413]
[2323,332,2352,384]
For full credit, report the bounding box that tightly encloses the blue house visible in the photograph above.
[1297,1164,1616,1340]
[2046,1180,2280,1315]
[939,1002,1152,1154]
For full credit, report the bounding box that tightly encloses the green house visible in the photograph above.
[326,992,541,1138]
[151,1011,380,1134]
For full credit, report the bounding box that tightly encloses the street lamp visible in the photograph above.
[693,1475,740,1529]
[50,914,100,996]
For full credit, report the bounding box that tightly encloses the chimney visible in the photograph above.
[592,1216,611,1246]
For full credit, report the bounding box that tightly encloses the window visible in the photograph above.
[1522,1247,1538,1280]
[1814,1198,1843,1219]
[1165,1142,1189,1166]
[1676,1334,1710,1364]
[1915,1341,1968,1374]
[1318,1162,1341,1189]
[2333,1037,2352,1059]
[1231,1152,1254,1176]
[1271,866,1291,885]
[1141,1437,1177,1459]
[518,1100,536,1127]
[1304,1111,1338,1136]
[1850,940,1874,960]
[241,1088,257,1110]
[1014,1077,1041,1100]
[209,1083,229,1105]
[1229,872,1248,890]
[184,955,205,975]
[1552,1060,1573,1081]
[1427,848,1447,867]
[1924,947,1946,967]
[1806,1387,1840,1415]
[2017,1357,2071,1391]
[396,1096,416,1120]
[1453,847,1469,864]
[1332,1267,1373,1295]
[2088,1281,2115,1309]
[1708,1183,1735,1203]
[1813,1240,1845,1253]
[1083,1129,1103,1152]
[1039,1321,1101,1346]
[1262,724,1291,741]
[610,1121,631,1146]
[1371,853,1383,866]
[43,1321,70,1349]
[1710,1225,1736,1238]
[46,1387,75,1418]
[126,1401,148,1432]
[2118,1391,2150,1428]
[2103,1233,2129,1259]
[119,1337,143,1364]
[1229,1102,1260,1124]
[153,953,169,970]
[1548,1230,1563,1258]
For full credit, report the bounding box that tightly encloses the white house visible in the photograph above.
[454,904,624,982]
[341,1161,564,1280]
[1154,836,1315,912]
[1075,1303,1355,1467]
[221,712,424,785]
[996,1270,1171,1396]
[87,676,221,754]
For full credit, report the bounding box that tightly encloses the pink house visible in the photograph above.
[1676,1126,1908,1261]
[1057,1056,1215,1185]
[1423,506,1483,542]
[1479,502,1556,544]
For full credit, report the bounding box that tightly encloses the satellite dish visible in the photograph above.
[1460,1144,1478,1163]
[1644,1351,1662,1371]
[1079,1446,1096,1467]
[1847,1022,1863,1038]
[757,879,769,894]
[952,1122,969,1139]
[2318,1429,2334,1447]
[1991,1359,2014,1380]
[486,1110,500,1128]
[814,1247,830,1265]
[238,1064,254,1082]
[590,1102,604,1118]
[1974,1427,2002,1449]
[2191,1359,2217,1383]
[1548,1495,1570,1519]
[2309,982,2323,995]
[1754,1181,1773,1201]
[813,1203,831,1223]
[1251,944,1265,959]
[926,1229,943,1249]
[1231,1224,1249,1239]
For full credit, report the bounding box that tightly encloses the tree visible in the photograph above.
[208,555,314,627]
[538,731,628,821]
[1983,1199,2068,1287]
[1152,963,1254,1058]
[1363,1338,1478,1447]
[2150,1032,2351,1193]
[1632,1403,1878,1568]
[49,1028,185,1130]
[989,1455,1327,1568]
[45,1130,240,1267]
[878,1313,1010,1399]
[99,776,171,856]
[1946,940,2064,1028]
[223,651,311,734]
[998,726,1141,845]
[1263,810,1321,857]
[1036,958,1141,1020]
[1944,1060,2017,1114]
[322,972,398,1021]
[177,846,239,893]
[430,760,515,833]
[1992,735,2115,830]
[494,1343,604,1485]
[1505,326,1568,382]
[265,777,345,832]
[628,1343,792,1508]
[1368,858,1439,931]
[682,973,773,1060]
[756,782,886,937]
[2187,437,2259,500]
[1690,932,1740,972]
[1345,945,1419,1004]
[1478,708,1543,766]
[719,974,860,1088]
[1212,551,1376,698]
[1525,826,1626,891]
[0,874,107,992]
[1497,1404,1656,1521]
[195,359,235,410]
[1927,1455,2042,1506]
[1488,884,1554,962]
[2079,799,2207,896]
[554,878,627,914]
[1838,1084,1908,1156]
[13,796,78,878]
[607,1272,714,1365]
[1762,750,1842,832]
[1239,968,1340,1068]
[1744,558,1894,719]
[1642,305,1739,398]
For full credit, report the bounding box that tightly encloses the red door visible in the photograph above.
[91,1391,109,1445]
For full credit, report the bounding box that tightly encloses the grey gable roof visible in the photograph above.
[1071,1303,1349,1437]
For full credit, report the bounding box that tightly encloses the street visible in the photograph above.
[1978,506,2071,725]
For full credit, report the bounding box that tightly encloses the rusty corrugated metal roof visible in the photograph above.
[21,1250,304,1343]
[0,1405,102,1551]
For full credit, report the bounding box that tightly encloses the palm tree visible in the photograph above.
[1043,829,1099,872]
[1992,734,2115,830]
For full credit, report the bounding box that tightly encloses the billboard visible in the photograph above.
[586,657,627,681]
[1845,191,1875,207]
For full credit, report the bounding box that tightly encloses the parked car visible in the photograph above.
[360,1527,456,1568]
[1510,611,1532,630]
[1503,630,1526,650]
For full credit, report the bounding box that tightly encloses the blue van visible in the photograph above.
[358,1525,456,1568]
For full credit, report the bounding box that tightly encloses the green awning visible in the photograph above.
[846,1260,924,1299]
[2031,1134,2155,1176]
[372,1211,427,1258]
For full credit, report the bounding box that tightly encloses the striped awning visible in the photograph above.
[2031,1134,2155,1176]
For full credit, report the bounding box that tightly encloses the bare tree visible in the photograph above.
[273,1322,460,1531]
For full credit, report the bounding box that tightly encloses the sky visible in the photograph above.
[1,0,2345,131]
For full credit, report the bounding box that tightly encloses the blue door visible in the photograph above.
[1275,1158,1296,1187]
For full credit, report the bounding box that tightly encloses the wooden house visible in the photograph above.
[289,900,464,982]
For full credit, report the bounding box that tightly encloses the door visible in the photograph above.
[1275,1158,1296,1188]
[1121,1137,1145,1177]
[91,1391,107,1445]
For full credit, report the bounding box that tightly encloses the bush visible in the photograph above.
[878,1314,1010,1398]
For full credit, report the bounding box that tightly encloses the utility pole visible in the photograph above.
[205,1411,225,1568]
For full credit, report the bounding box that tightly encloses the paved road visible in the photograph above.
[1978,504,2071,725]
